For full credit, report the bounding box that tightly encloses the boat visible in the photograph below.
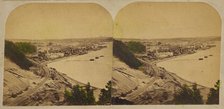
[89,59,94,61]
[204,56,208,58]
[198,58,203,60]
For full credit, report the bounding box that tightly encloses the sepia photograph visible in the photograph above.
[112,2,221,105]
[0,0,223,108]
[3,3,113,106]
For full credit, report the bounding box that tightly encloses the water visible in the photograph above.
[48,43,112,88]
[157,41,220,88]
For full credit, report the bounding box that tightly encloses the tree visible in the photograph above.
[98,81,112,105]
[206,80,220,104]
[191,84,203,104]
[71,85,87,105]
[85,82,96,105]
[64,89,72,103]
[174,84,203,104]
[64,83,96,105]
[15,42,37,54]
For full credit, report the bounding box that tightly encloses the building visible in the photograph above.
[155,52,173,58]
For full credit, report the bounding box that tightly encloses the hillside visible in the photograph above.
[4,56,98,106]
[113,39,142,69]
[4,40,101,106]
[5,40,34,70]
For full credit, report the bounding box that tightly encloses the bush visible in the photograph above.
[127,41,146,53]
[206,80,220,104]
[64,82,95,105]
[15,42,37,54]
[174,84,203,104]
[5,40,33,70]
[65,81,113,105]
[113,39,142,69]
[98,81,112,105]
[85,82,96,105]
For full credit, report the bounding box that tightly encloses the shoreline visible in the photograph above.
[152,40,220,65]
[153,43,220,88]
[151,47,216,65]
[139,45,219,89]
[140,57,209,88]
[40,42,110,65]
[151,53,189,65]
[42,43,110,65]
[46,42,112,89]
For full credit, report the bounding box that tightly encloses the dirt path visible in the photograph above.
[125,77,157,101]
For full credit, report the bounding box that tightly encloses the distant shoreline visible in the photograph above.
[41,43,110,65]
[155,41,220,88]
[115,36,221,42]
[152,41,220,65]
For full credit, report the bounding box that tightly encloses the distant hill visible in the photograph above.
[113,39,142,69]
[116,36,221,42]
[5,40,33,70]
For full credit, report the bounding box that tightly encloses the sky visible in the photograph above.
[114,2,221,39]
[6,3,113,39]
[5,2,221,39]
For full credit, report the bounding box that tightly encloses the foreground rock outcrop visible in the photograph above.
[3,58,100,106]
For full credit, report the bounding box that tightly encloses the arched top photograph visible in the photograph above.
[0,0,223,109]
